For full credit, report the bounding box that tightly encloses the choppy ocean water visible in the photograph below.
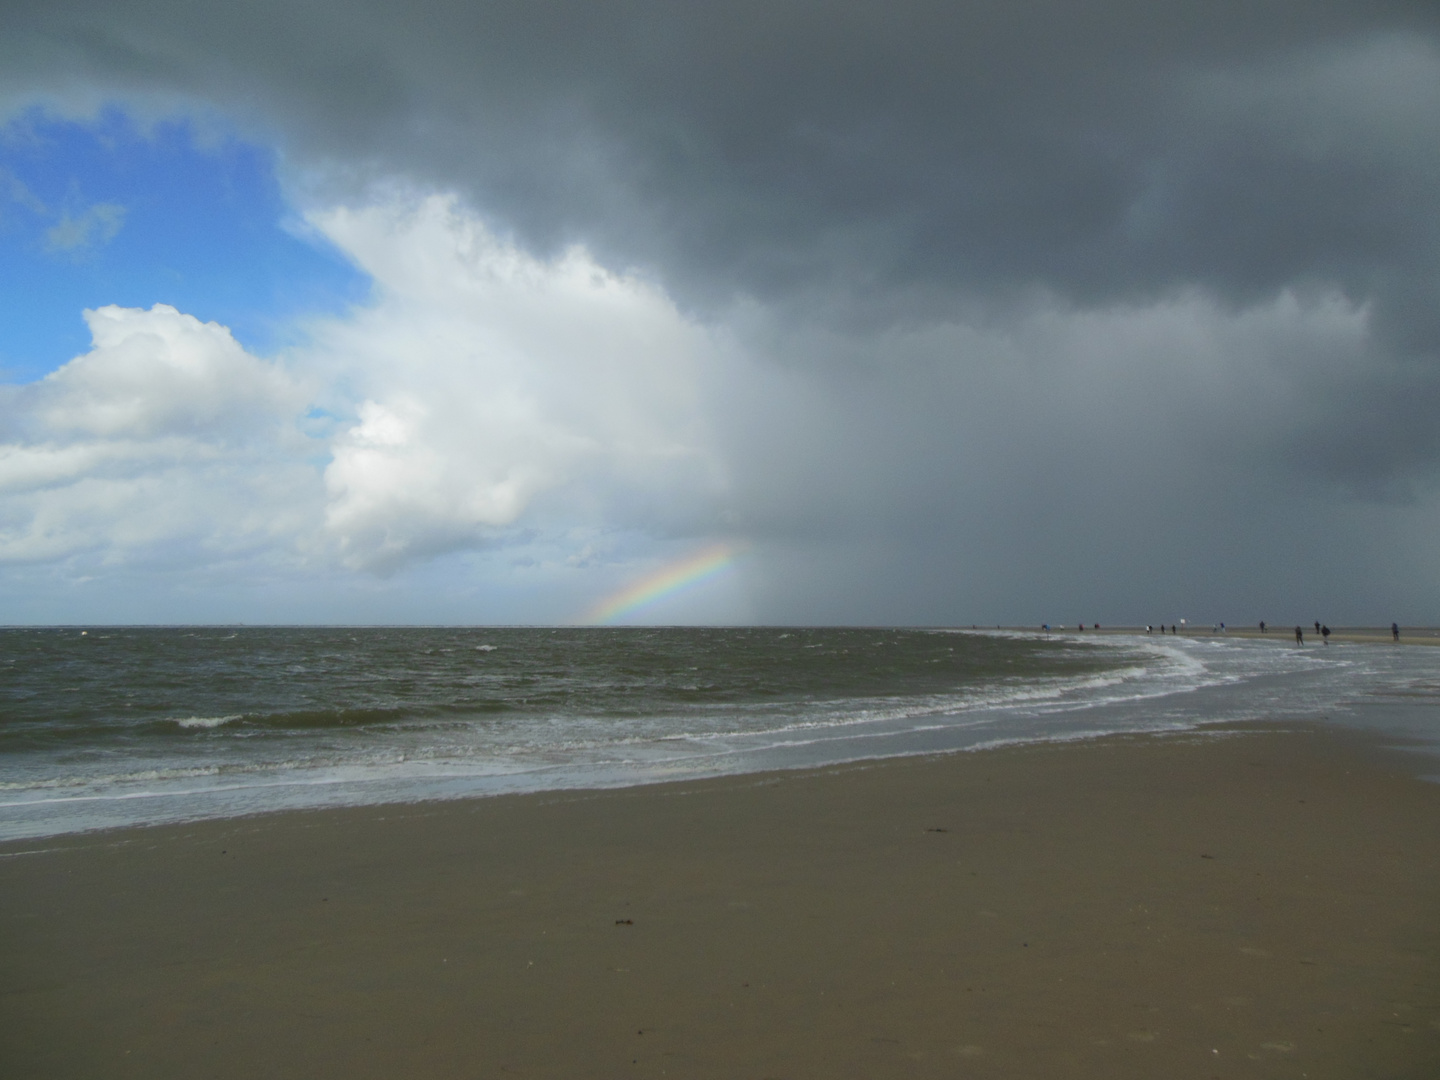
[3,626,1439,840]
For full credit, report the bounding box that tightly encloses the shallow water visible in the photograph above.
[2,626,1437,839]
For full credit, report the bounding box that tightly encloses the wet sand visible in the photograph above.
[3,725,1439,1079]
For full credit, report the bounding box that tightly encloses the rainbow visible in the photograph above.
[585,542,740,624]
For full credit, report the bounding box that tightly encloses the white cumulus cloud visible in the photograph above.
[304,193,730,572]
[0,303,317,565]
[33,304,304,439]
[0,194,733,589]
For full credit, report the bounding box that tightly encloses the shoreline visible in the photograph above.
[7,625,1440,842]
[4,724,1439,1078]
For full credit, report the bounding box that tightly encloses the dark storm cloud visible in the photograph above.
[3,1,1436,311]
[3,0,1440,621]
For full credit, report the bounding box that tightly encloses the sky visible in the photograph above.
[0,1,1438,625]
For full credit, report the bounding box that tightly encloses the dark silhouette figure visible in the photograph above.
[1314,621,1321,634]
[1259,621,1266,633]
[1322,624,1331,645]
[1393,623,1401,642]
[1295,626,1304,645]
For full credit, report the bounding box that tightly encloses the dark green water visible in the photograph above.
[0,626,1202,839]
[0,626,1124,748]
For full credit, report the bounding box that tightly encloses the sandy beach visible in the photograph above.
[3,725,1439,1079]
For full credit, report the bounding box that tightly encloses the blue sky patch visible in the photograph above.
[0,109,370,382]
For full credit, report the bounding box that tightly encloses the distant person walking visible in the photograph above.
[1322,624,1331,645]
[1259,621,1266,633]
[1295,626,1304,645]
[1314,621,1321,635]
[1393,622,1401,642]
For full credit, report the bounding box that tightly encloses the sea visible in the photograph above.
[3,626,1440,841]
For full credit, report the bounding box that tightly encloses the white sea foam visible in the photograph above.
[174,714,243,729]
[6,632,1440,842]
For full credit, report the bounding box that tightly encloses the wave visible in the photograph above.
[173,715,242,729]
[11,629,1391,841]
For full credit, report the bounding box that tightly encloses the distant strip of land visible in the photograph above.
[996,624,1440,644]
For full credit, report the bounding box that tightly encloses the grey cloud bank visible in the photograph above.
[0,1,1438,623]
[6,2,1435,310]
